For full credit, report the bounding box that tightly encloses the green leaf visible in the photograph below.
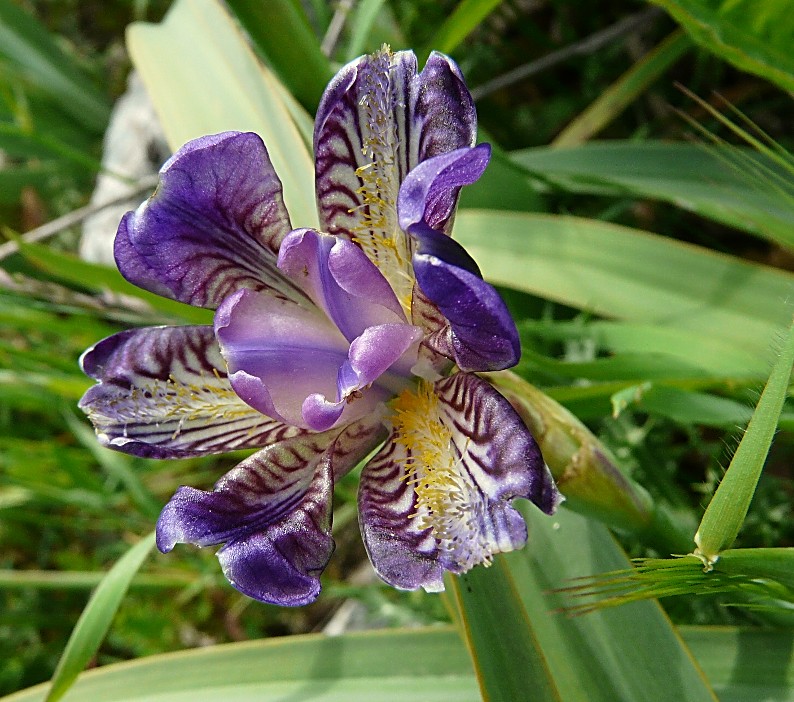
[450,561,560,702]
[520,319,765,377]
[0,0,109,133]
[44,533,156,702]
[650,0,794,93]
[126,0,317,229]
[695,316,794,564]
[5,628,479,702]
[502,505,718,702]
[224,0,332,111]
[454,210,793,357]
[681,626,794,702]
[511,141,794,248]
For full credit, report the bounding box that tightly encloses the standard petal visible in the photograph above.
[277,229,406,341]
[78,326,300,458]
[314,48,476,242]
[157,419,383,605]
[397,144,491,235]
[360,373,560,587]
[216,289,416,432]
[412,228,520,371]
[116,131,303,309]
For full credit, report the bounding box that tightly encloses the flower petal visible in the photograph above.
[411,230,520,371]
[397,144,491,235]
[216,289,417,432]
[78,326,300,458]
[301,323,422,431]
[314,49,476,240]
[359,373,560,589]
[431,372,561,570]
[277,228,406,341]
[215,288,350,429]
[116,132,302,309]
[157,418,383,605]
[358,436,445,592]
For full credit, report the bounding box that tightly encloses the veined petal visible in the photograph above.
[277,229,406,341]
[360,372,560,589]
[78,326,300,458]
[359,437,445,592]
[313,48,476,304]
[116,132,303,309]
[412,228,520,371]
[157,418,383,606]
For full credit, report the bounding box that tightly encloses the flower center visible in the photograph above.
[350,45,415,315]
[391,380,494,570]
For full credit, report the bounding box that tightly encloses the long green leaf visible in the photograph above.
[5,628,479,702]
[503,505,718,702]
[681,627,794,702]
[650,0,794,93]
[450,562,561,702]
[695,316,794,563]
[44,533,156,702]
[6,624,790,702]
[512,141,794,248]
[454,210,793,356]
[126,0,317,229]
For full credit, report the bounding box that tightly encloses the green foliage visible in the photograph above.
[1,0,793,700]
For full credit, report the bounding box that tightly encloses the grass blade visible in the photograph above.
[695,316,794,564]
[44,533,156,702]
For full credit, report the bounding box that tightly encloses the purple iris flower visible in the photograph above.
[79,48,561,606]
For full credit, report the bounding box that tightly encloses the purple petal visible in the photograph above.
[215,289,419,432]
[301,323,423,431]
[277,229,406,341]
[397,144,491,235]
[359,373,560,588]
[358,436,445,592]
[412,228,520,371]
[215,288,351,429]
[314,49,476,240]
[157,419,383,605]
[78,326,300,458]
[116,132,302,309]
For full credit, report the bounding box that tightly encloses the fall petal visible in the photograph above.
[78,326,300,458]
[115,132,302,309]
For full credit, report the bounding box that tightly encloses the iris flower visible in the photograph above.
[79,48,561,606]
